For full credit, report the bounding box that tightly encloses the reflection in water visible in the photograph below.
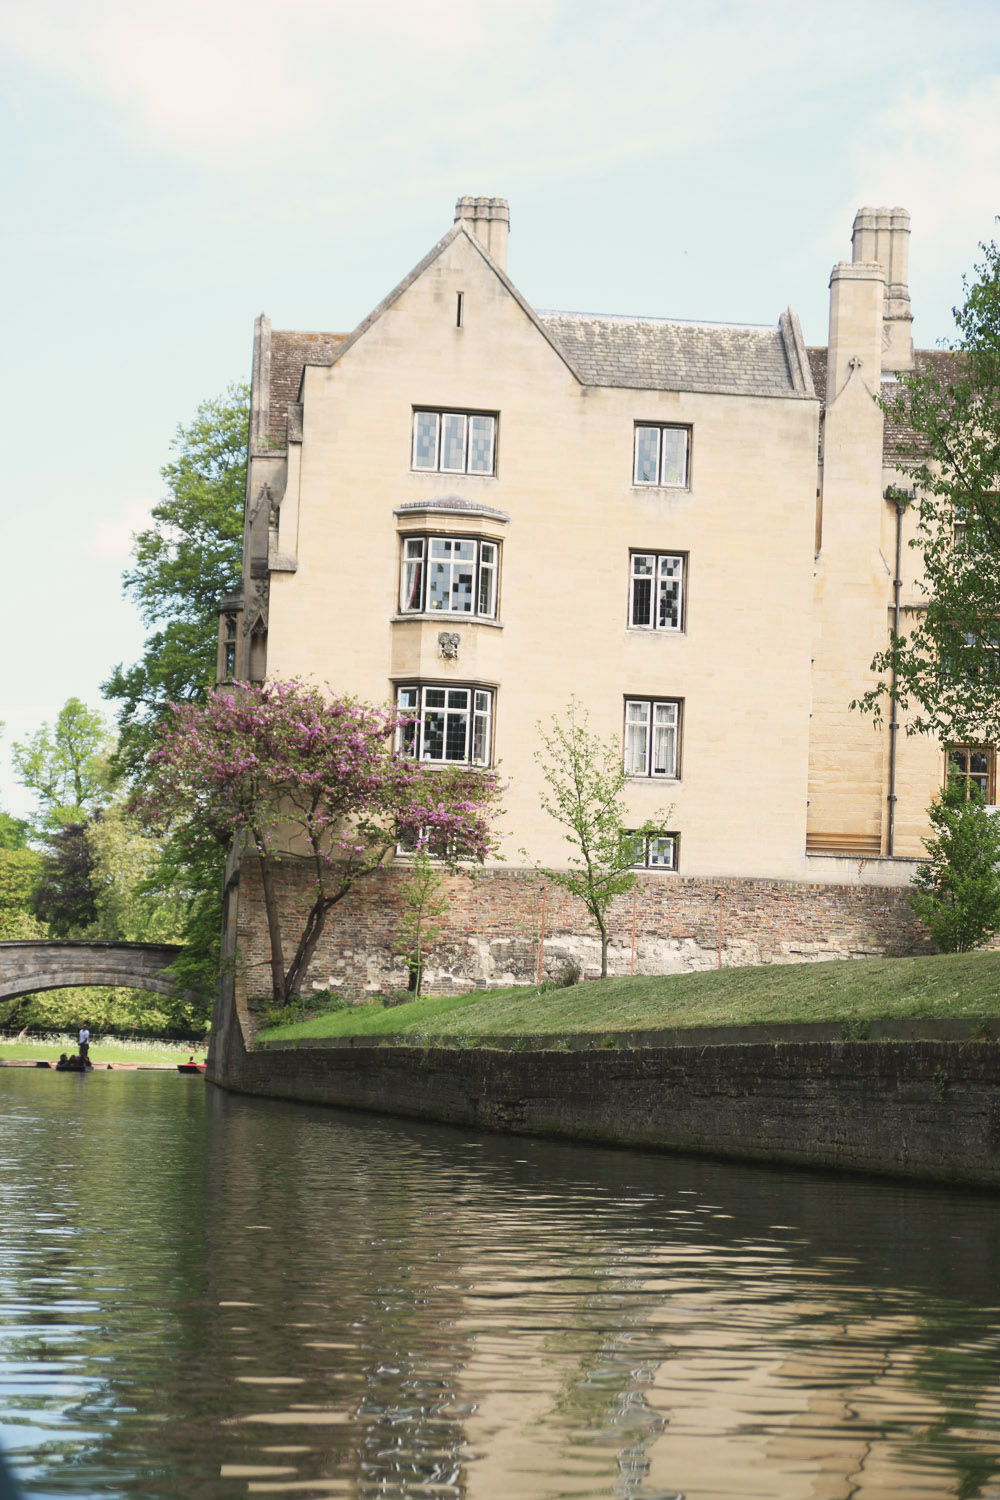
[1,1071,1000,1498]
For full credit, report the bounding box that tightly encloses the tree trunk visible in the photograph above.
[282,895,333,1002]
[257,854,289,1005]
[597,912,609,978]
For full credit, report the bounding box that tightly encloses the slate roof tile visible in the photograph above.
[538,311,811,399]
[269,330,347,441]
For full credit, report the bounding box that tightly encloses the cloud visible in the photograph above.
[90,498,154,560]
[7,0,997,175]
[851,77,1000,276]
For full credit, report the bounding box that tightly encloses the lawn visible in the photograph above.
[0,1034,204,1067]
[256,951,1000,1046]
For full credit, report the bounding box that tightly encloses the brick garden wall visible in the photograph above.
[231,856,931,1016]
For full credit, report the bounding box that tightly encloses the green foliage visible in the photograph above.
[85,801,185,943]
[0,810,31,850]
[855,240,1000,740]
[33,821,97,936]
[99,382,249,1025]
[394,849,449,997]
[529,699,669,978]
[102,382,249,778]
[11,698,112,831]
[909,777,1000,952]
[0,847,45,939]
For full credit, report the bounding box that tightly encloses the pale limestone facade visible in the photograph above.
[221,197,957,902]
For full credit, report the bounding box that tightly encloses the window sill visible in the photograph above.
[631,484,690,494]
[625,626,684,637]
[391,613,504,629]
[398,759,494,772]
[626,776,681,785]
[410,470,499,481]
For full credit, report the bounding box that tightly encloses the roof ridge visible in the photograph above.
[539,308,781,332]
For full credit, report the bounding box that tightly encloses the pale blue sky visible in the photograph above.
[2,0,1000,816]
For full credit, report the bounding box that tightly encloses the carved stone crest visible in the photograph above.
[438,631,461,661]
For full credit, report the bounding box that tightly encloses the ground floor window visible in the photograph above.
[625,831,679,870]
[948,746,996,801]
[396,684,493,765]
[624,698,680,777]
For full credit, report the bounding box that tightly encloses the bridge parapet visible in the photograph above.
[0,941,185,1001]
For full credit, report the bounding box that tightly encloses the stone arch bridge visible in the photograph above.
[0,941,184,1002]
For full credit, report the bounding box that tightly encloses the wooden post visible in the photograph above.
[537,889,547,984]
[630,892,637,975]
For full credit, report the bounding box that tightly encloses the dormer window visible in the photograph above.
[412,410,497,475]
[400,536,499,618]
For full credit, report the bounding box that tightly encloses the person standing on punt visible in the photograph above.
[78,1023,91,1068]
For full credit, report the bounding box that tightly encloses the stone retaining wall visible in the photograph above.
[209,1021,1000,1188]
[232,857,931,1013]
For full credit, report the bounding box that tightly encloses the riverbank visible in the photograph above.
[0,1035,203,1068]
[256,951,1000,1047]
[210,954,1000,1188]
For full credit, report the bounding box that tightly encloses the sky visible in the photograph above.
[2,0,1000,818]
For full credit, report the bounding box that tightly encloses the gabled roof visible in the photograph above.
[539,307,816,400]
[316,224,586,384]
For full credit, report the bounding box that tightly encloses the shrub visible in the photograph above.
[910,777,1000,952]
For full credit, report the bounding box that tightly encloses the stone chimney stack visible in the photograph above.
[851,206,913,371]
[454,196,509,271]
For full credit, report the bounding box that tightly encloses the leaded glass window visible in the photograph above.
[949,747,995,801]
[395,685,494,765]
[412,410,497,475]
[630,552,684,630]
[398,536,499,619]
[626,832,678,870]
[624,698,680,778]
[633,424,690,488]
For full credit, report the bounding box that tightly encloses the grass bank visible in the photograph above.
[257,951,1000,1046]
[0,1034,203,1067]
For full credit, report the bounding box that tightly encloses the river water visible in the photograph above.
[2,1070,1000,1500]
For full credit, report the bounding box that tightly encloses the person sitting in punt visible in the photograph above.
[55,1053,70,1071]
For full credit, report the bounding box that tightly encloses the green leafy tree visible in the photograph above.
[856,238,1000,739]
[11,699,112,830]
[910,777,1000,952]
[33,821,98,937]
[85,800,186,944]
[394,848,449,997]
[530,700,670,979]
[0,810,31,850]
[0,847,45,939]
[102,382,249,777]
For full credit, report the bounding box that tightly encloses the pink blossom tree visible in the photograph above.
[132,680,502,1006]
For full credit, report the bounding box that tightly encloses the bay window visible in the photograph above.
[400,536,499,618]
[397,685,494,765]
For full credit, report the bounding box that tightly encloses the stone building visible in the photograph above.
[219,197,968,1002]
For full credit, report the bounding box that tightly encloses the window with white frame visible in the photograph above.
[396,685,494,765]
[624,698,680,778]
[400,536,499,617]
[412,410,497,475]
[630,552,684,630]
[633,424,690,487]
[625,831,679,870]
